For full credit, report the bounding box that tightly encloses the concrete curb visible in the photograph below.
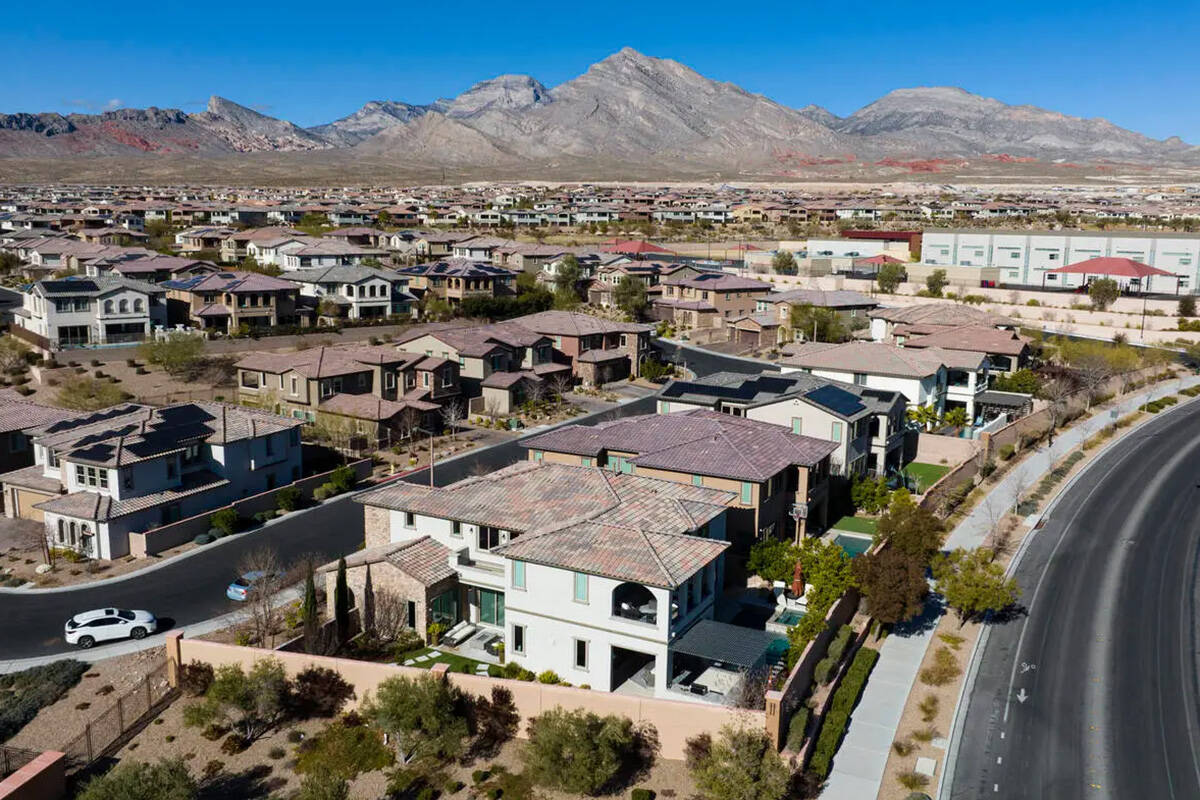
[937,379,1200,798]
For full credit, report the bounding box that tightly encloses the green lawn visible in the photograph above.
[398,647,490,673]
[832,515,878,534]
[902,462,951,492]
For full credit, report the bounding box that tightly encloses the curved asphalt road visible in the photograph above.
[948,400,1200,799]
[0,341,773,661]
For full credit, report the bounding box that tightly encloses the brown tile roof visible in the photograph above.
[521,408,837,481]
[317,536,457,588]
[0,398,81,435]
[356,462,732,587]
[868,302,1015,328]
[319,393,438,420]
[34,471,229,521]
[900,325,1030,357]
[781,341,985,377]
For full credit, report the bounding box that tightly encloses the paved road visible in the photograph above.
[0,496,365,661]
[947,401,1200,799]
[0,340,771,662]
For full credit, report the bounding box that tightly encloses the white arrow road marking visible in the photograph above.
[1016,688,1029,704]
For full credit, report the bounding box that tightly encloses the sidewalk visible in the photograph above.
[820,373,1200,800]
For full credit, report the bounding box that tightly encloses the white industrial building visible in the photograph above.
[921,229,1200,292]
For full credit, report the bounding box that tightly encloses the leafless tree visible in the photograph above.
[730,665,770,710]
[372,589,411,643]
[548,372,574,407]
[1008,466,1032,515]
[1074,353,1113,410]
[238,547,285,648]
[1040,378,1073,440]
[393,406,421,447]
[483,396,503,422]
[439,400,464,441]
[523,378,546,412]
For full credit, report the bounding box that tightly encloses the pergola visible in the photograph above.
[601,239,674,257]
[1044,256,1181,294]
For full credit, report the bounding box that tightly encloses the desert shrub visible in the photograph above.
[192,533,215,545]
[919,647,961,687]
[688,726,789,800]
[295,715,395,780]
[253,510,275,524]
[998,443,1015,460]
[0,659,88,742]
[291,667,356,719]
[76,758,197,800]
[892,739,914,756]
[918,694,939,723]
[898,771,930,791]
[472,686,520,758]
[363,673,472,763]
[179,661,214,697]
[536,670,562,685]
[827,625,853,663]
[632,790,655,800]
[276,486,302,512]
[220,733,249,754]
[808,647,879,779]
[268,746,286,759]
[329,465,356,494]
[523,707,659,795]
[287,729,305,744]
[979,459,996,478]
[209,508,239,537]
[313,485,332,502]
[202,760,224,780]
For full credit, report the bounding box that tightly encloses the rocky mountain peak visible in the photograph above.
[435,74,551,118]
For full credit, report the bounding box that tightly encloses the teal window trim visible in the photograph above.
[740,482,753,505]
[573,571,589,603]
[581,457,593,467]
[512,560,526,589]
[692,474,703,486]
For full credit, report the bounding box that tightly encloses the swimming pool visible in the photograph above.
[775,610,805,626]
[835,533,874,558]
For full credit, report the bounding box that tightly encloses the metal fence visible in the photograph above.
[0,745,42,778]
[60,660,174,767]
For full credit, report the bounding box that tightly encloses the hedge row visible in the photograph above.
[1144,395,1179,414]
[808,646,880,778]
[1180,386,1200,398]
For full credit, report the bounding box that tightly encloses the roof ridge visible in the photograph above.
[636,526,676,586]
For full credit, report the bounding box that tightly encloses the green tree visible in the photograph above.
[1088,278,1120,311]
[852,547,928,625]
[770,251,797,275]
[523,707,657,795]
[77,758,197,800]
[377,210,392,227]
[789,303,848,343]
[334,557,350,644]
[421,295,454,321]
[0,251,23,273]
[991,368,1042,394]
[365,674,471,764]
[906,404,940,432]
[613,276,649,320]
[875,261,906,294]
[925,269,949,297]
[0,336,29,372]
[362,562,376,636]
[554,254,583,296]
[139,332,205,376]
[1179,295,1196,318]
[932,547,1020,625]
[55,376,127,411]
[745,539,799,584]
[876,489,945,564]
[786,537,855,661]
[182,659,290,740]
[688,726,789,800]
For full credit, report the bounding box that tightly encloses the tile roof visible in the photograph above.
[319,393,438,420]
[781,341,986,377]
[659,370,901,418]
[318,536,457,587]
[522,408,837,481]
[516,310,651,336]
[162,270,297,293]
[357,462,732,587]
[236,345,423,378]
[900,325,1030,357]
[34,470,229,522]
[868,302,1015,328]
[762,288,879,309]
[0,463,64,494]
[0,397,82,435]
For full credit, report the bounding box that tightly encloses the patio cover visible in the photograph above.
[856,253,905,265]
[1046,257,1175,279]
[602,239,674,255]
[671,619,779,668]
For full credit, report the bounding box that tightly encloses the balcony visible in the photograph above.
[612,582,658,625]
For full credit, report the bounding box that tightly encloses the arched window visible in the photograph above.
[68,521,77,546]
[133,298,144,312]
[57,519,65,543]
[119,299,128,313]
[104,300,114,314]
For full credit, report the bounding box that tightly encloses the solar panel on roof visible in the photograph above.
[804,385,867,417]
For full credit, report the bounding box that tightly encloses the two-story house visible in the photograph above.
[653,273,773,329]
[162,271,310,332]
[514,311,653,384]
[656,371,909,478]
[235,345,460,442]
[0,402,304,560]
[520,409,837,547]
[282,265,417,322]
[337,461,735,698]
[278,241,389,271]
[396,259,516,306]
[780,341,990,419]
[13,276,167,348]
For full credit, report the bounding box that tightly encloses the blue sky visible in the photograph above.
[6,0,1199,141]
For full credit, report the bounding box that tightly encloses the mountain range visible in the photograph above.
[1,47,1195,179]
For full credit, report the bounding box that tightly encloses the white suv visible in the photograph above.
[64,608,158,648]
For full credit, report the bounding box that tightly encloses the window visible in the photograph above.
[183,443,201,463]
[531,450,543,462]
[75,464,108,489]
[478,526,501,550]
[123,471,133,491]
[692,474,703,487]
[404,512,415,528]
[478,588,505,626]
[167,460,177,479]
[385,372,396,390]
[573,572,588,603]
[791,417,802,435]
[512,560,525,589]
[133,298,144,312]
[452,520,462,537]
[580,457,592,467]
[740,481,753,505]
[290,376,298,395]
[57,519,64,543]
[574,639,589,670]
[118,299,128,313]
[265,436,274,456]
[103,300,114,314]
[512,624,525,654]
[658,400,669,414]
[831,421,843,443]
[853,373,867,386]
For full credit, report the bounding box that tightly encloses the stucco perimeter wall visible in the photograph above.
[0,751,66,800]
[167,634,758,760]
[914,433,979,467]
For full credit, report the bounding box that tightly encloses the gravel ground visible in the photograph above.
[8,649,167,752]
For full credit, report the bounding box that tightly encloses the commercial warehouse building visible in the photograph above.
[921,229,1200,293]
